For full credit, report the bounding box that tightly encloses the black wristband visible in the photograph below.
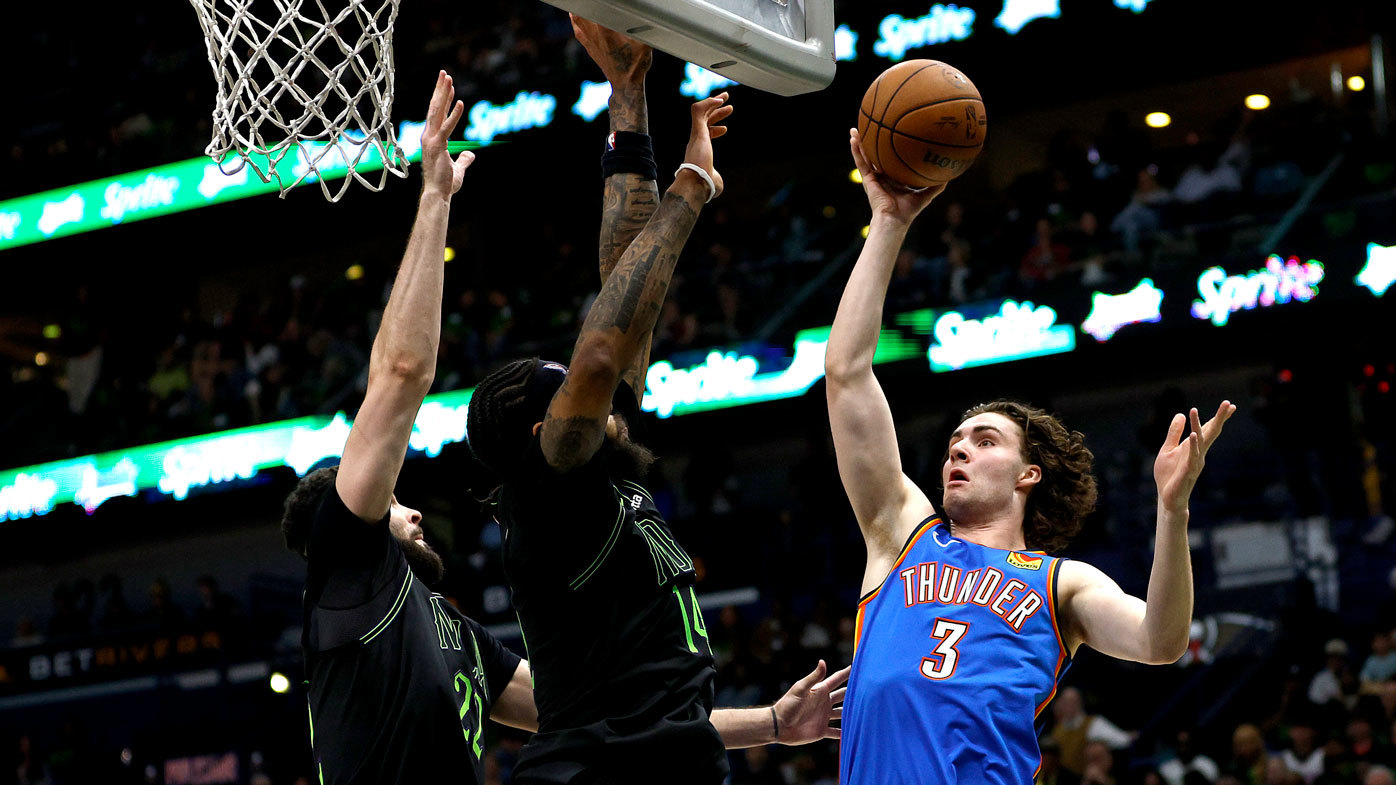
[602,130,657,181]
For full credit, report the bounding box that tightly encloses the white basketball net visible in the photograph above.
[189,0,409,201]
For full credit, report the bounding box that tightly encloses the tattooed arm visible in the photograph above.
[571,15,660,394]
[539,93,733,472]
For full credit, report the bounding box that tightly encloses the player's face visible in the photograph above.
[941,412,1039,523]
[388,495,426,547]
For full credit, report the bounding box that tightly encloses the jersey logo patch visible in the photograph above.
[1006,552,1044,571]
[430,595,464,650]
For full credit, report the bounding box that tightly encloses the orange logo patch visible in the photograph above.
[1006,552,1044,571]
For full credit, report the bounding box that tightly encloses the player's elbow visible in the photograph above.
[824,353,871,388]
[569,339,624,391]
[1144,636,1189,665]
[375,356,435,389]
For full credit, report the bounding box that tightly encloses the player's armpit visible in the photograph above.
[1058,560,1171,664]
[335,376,428,523]
[488,660,538,732]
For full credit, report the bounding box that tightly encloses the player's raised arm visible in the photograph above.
[1061,402,1236,664]
[570,15,662,395]
[539,94,732,472]
[335,71,475,521]
[826,129,943,565]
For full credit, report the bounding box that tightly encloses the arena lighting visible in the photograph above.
[34,352,49,367]
[1245,94,1271,110]
[927,299,1076,372]
[269,672,290,694]
[1145,112,1172,129]
[464,92,558,143]
[873,4,977,61]
[860,225,871,238]
[679,63,738,100]
[43,324,61,339]
[994,0,1060,35]
[1114,0,1155,11]
[1080,278,1164,341]
[849,168,864,184]
[345,264,365,281]
[1357,242,1396,297]
[1349,75,1367,92]
[443,246,456,263]
[1190,255,1325,326]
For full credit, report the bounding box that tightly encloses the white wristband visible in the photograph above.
[674,163,717,203]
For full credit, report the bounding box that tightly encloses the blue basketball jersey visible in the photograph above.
[841,516,1071,785]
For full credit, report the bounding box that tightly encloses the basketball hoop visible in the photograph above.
[188,0,408,201]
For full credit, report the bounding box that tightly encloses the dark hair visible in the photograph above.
[956,400,1097,553]
[281,466,338,557]
[465,357,545,476]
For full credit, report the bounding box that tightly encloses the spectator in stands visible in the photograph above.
[11,616,44,648]
[1037,736,1082,785]
[94,573,134,632]
[1228,724,1269,785]
[1161,729,1221,785]
[15,734,46,785]
[1109,167,1170,256]
[1363,632,1396,686]
[1312,640,1352,706]
[735,745,785,785]
[1346,718,1390,770]
[47,583,89,640]
[192,575,237,632]
[1020,218,1071,287]
[1080,741,1118,785]
[1050,688,1135,774]
[1369,766,1396,785]
[1281,723,1325,784]
[144,578,185,632]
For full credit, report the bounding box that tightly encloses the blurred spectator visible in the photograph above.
[734,745,785,785]
[193,575,238,631]
[1081,741,1118,785]
[1020,218,1071,286]
[1160,730,1221,785]
[1050,688,1135,774]
[1311,640,1352,706]
[48,583,89,640]
[1369,766,1396,785]
[15,734,46,785]
[95,574,134,632]
[1280,723,1325,784]
[144,578,185,632]
[1362,632,1396,686]
[1228,724,1269,785]
[11,616,44,648]
[1037,736,1082,785]
[1345,718,1390,769]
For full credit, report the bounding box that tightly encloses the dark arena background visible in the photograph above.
[2,1,1396,783]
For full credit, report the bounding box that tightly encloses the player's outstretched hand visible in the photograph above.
[850,127,944,225]
[1154,400,1237,517]
[683,93,733,200]
[773,659,850,745]
[570,13,652,87]
[421,70,475,200]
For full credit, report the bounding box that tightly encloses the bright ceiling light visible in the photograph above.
[1244,94,1270,110]
[1145,112,1172,129]
[1349,75,1367,92]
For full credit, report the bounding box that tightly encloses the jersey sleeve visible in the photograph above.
[463,616,523,710]
[306,486,403,613]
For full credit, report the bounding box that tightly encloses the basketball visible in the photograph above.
[857,59,987,188]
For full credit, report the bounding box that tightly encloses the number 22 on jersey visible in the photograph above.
[920,618,970,680]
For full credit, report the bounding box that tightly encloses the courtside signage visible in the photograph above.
[1191,255,1325,326]
[1080,278,1164,342]
[873,4,977,60]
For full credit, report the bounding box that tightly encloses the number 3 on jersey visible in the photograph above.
[920,618,970,680]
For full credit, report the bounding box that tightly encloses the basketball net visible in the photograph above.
[189,0,408,201]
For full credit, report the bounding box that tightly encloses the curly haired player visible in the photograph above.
[828,127,1237,785]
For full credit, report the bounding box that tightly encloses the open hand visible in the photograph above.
[683,92,733,199]
[773,659,850,744]
[1154,401,1236,517]
[570,13,652,87]
[850,127,945,225]
[421,70,474,199]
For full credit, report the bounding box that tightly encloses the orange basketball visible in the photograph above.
[857,60,987,188]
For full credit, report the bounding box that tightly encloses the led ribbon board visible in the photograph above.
[1357,242,1396,297]
[1081,278,1164,341]
[927,299,1076,371]
[1191,255,1325,326]
[0,390,472,522]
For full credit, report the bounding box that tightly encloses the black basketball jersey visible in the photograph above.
[496,387,727,785]
[302,487,521,785]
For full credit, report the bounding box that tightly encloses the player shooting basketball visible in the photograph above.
[827,127,1237,785]
[463,19,845,785]
[278,71,540,785]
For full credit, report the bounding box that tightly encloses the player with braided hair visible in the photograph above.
[465,18,846,785]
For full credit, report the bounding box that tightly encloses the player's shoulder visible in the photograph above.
[1054,558,1118,598]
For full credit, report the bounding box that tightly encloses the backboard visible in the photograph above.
[540,0,835,96]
